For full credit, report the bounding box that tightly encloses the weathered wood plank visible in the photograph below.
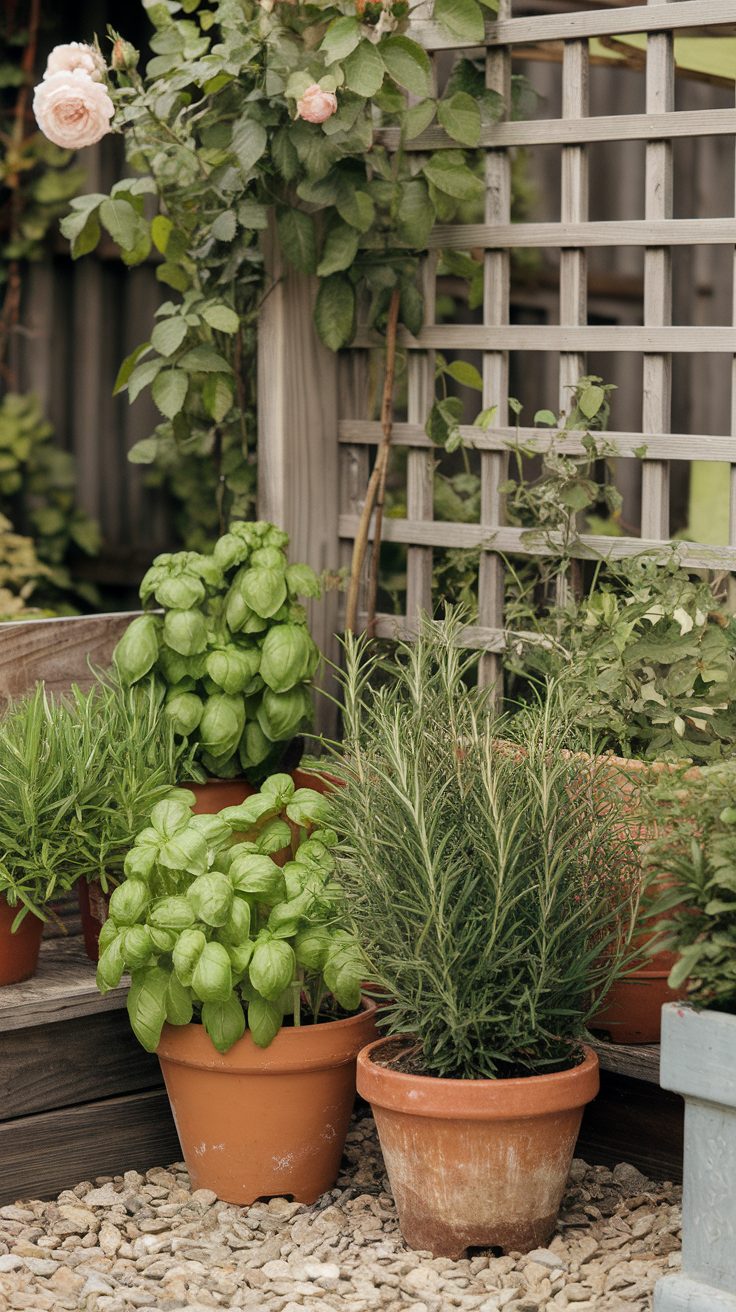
[406,258,436,624]
[338,420,736,462]
[640,11,674,540]
[410,0,736,50]
[559,39,589,404]
[379,108,736,151]
[578,1071,683,1181]
[348,612,508,650]
[339,513,736,570]
[355,325,736,353]
[0,1010,162,1121]
[0,936,127,1033]
[1,1089,180,1205]
[0,612,135,704]
[592,1039,661,1084]
[479,1,511,693]
[429,218,736,249]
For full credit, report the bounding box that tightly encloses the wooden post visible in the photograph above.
[257,222,340,736]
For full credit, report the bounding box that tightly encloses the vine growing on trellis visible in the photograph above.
[35,0,500,625]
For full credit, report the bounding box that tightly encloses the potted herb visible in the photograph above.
[327,616,641,1258]
[66,676,196,959]
[0,686,94,983]
[510,552,736,1042]
[644,765,736,1312]
[96,774,375,1205]
[113,520,322,811]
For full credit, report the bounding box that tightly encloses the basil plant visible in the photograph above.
[96,774,366,1054]
[113,520,322,779]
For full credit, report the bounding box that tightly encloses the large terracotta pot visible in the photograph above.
[0,896,44,986]
[187,779,256,814]
[157,998,378,1205]
[357,1036,599,1259]
[587,754,694,1044]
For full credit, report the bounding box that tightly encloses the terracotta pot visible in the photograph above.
[186,779,256,814]
[586,754,694,1044]
[0,896,44,986]
[157,998,378,1205]
[357,1036,600,1259]
[77,880,114,962]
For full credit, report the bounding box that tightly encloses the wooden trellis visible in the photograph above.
[260,0,736,693]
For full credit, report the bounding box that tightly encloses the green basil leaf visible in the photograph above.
[249,936,296,1001]
[163,609,208,656]
[202,995,246,1053]
[323,936,364,1011]
[199,693,246,760]
[113,614,160,685]
[164,690,204,736]
[127,966,170,1053]
[96,934,126,993]
[192,941,233,1003]
[260,624,319,694]
[155,574,206,609]
[109,879,150,927]
[294,926,332,972]
[286,787,334,828]
[157,828,210,877]
[172,927,207,986]
[247,994,283,1048]
[285,563,321,599]
[187,872,234,927]
[228,853,286,905]
[241,566,288,619]
[206,646,260,695]
[166,972,194,1026]
[123,924,155,969]
[149,896,197,931]
[257,686,313,742]
[217,894,252,945]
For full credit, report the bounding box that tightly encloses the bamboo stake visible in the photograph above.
[344,287,401,635]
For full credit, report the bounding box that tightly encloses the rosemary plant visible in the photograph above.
[327,614,642,1080]
[0,676,192,925]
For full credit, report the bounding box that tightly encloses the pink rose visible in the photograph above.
[33,70,114,150]
[296,84,338,125]
[44,42,105,82]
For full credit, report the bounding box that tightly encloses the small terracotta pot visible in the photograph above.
[157,998,378,1205]
[0,896,44,986]
[357,1037,599,1259]
[77,880,113,962]
[186,779,256,814]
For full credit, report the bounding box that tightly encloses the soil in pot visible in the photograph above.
[0,896,44,986]
[357,1036,599,1260]
[157,999,378,1206]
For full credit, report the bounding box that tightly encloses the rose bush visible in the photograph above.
[33,0,498,547]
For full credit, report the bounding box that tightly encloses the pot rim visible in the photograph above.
[158,996,377,1074]
[357,1036,599,1120]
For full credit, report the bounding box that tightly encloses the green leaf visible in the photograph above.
[229,853,286,904]
[260,624,318,693]
[314,276,355,351]
[96,935,126,993]
[187,871,234,927]
[434,0,485,43]
[231,117,268,174]
[286,787,334,828]
[163,608,208,656]
[202,996,246,1053]
[151,214,173,254]
[423,153,484,201]
[179,345,231,373]
[445,360,483,390]
[192,941,233,1002]
[127,356,163,404]
[211,210,237,242]
[202,304,240,334]
[381,36,432,98]
[242,566,288,619]
[199,692,246,759]
[404,99,437,141]
[113,614,160,685]
[247,995,282,1047]
[250,937,295,1001]
[437,92,482,148]
[342,41,385,97]
[534,409,557,427]
[172,927,207,986]
[127,967,170,1053]
[277,209,317,275]
[60,207,101,258]
[148,896,197,930]
[151,317,188,357]
[166,972,194,1026]
[396,178,435,248]
[578,384,606,420]
[336,187,375,232]
[109,878,151,927]
[320,16,362,64]
[202,375,234,422]
[238,200,269,230]
[157,262,190,292]
[317,222,360,277]
[152,369,189,419]
[99,198,139,251]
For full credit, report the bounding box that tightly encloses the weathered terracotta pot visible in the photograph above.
[357,1036,599,1259]
[157,999,378,1205]
[77,880,113,962]
[587,754,694,1044]
[0,896,44,986]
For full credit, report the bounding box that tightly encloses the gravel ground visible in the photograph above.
[0,1113,681,1312]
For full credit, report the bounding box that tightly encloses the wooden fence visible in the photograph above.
[261,0,736,691]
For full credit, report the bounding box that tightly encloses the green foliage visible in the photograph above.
[57,0,496,547]
[511,555,736,763]
[326,612,642,1080]
[645,764,736,1012]
[0,394,100,608]
[0,511,52,619]
[0,675,190,923]
[97,776,365,1053]
[113,520,321,780]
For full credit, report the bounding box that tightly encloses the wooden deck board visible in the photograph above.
[0,936,127,1033]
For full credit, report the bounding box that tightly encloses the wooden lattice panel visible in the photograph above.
[336,0,736,678]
